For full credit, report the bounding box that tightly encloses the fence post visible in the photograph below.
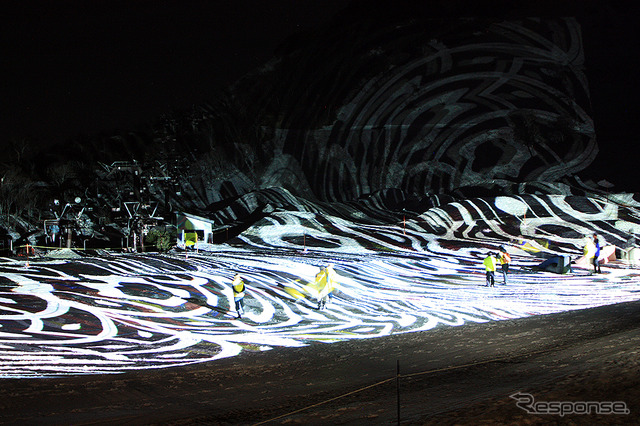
[397,359,400,424]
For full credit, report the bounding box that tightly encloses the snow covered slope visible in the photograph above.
[1,194,639,378]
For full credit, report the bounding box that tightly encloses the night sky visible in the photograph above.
[1,0,345,144]
[1,0,638,188]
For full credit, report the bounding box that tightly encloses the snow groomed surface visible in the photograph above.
[0,246,638,379]
[1,193,640,378]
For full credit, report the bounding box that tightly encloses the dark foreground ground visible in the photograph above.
[1,300,639,425]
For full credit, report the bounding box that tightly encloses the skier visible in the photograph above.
[483,253,497,287]
[497,246,511,285]
[232,274,246,318]
[316,264,337,310]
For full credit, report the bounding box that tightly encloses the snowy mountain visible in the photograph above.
[0,7,631,256]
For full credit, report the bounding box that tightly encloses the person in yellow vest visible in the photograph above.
[497,246,511,285]
[483,253,498,287]
[232,274,246,319]
[316,264,338,310]
[583,235,596,272]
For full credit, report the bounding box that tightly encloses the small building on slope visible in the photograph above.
[176,212,215,249]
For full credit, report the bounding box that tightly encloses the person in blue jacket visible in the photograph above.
[593,234,601,273]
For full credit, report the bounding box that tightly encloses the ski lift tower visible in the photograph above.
[47,197,85,249]
[123,201,162,252]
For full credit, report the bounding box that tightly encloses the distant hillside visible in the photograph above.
[199,9,597,202]
[0,3,614,247]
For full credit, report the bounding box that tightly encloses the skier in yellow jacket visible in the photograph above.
[232,274,246,319]
[483,253,498,287]
[315,264,337,310]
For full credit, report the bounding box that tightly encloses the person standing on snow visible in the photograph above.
[583,235,596,269]
[624,230,637,267]
[232,274,246,318]
[483,253,498,287]
[497,246,511,285]
[325,264,338,303]
[593,234,602,273]
[316,264,337,310]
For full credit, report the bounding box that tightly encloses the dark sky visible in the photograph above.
[1,0,346,144]
[1,0,639,187]
[577,1,640,184]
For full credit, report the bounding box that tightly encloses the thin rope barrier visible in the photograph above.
[253,345,558,425]
[400,346,555,380]
[252,377,395,425]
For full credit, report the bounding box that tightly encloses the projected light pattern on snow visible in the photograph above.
[1,239,639,378]
[1,193,639,377]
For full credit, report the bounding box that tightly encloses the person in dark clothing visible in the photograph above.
[593,234,601,273]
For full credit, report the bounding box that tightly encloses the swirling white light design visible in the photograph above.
[1,237,639,378]
[1,194,639,377]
